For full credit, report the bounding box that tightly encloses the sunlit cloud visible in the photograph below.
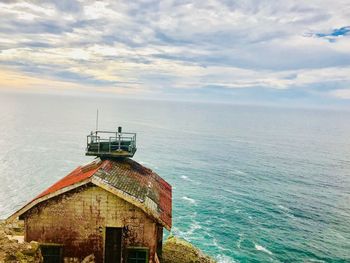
[0,0,350,105]
[329,89,350,99]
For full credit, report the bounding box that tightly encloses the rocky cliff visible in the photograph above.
[162,236,216,263]
[0,220,42,262]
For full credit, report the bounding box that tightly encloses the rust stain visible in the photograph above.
[17,158,170,263]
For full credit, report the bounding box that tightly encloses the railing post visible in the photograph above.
[98,136,100,153]
[118,133,121,151]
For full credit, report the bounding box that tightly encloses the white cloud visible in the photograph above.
[0,0,349,104]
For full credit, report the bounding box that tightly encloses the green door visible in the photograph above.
[105,227,123,263]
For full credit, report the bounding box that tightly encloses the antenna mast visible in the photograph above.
[96,109,99,131]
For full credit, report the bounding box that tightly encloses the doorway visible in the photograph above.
[105,227,123,263]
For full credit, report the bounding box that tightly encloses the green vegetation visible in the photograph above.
[0,220,42,262]
[162,235,216,263]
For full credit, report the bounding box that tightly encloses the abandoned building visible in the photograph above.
[9,128,172,263]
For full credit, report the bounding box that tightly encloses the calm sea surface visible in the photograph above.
[0,92,349,262]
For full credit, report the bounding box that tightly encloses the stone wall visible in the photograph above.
[23,184,159,263]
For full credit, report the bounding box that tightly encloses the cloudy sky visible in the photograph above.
[0,0,350,107]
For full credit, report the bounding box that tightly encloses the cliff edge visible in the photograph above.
[162,235,216,263]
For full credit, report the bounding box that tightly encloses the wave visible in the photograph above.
[187,221,201,235]
[303,259,326,263]
[180,175,200,185]
[212,237,231,253]
[277,204,289,211]
[181,175,192,181]
[173,221,202,239]
[277,204,295,219]
[216,254,238,263]
[138,161,159,169]
[234,169,247,175]
[255,244,273,255]
[236,233,243,249]
[182,196,197,205]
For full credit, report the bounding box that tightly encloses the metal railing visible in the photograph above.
[86,129,137,156]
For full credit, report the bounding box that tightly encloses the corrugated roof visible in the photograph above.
[95,159,172,228]
[35,162,102,200]
[11,158,172,230]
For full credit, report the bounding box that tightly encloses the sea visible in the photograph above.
[0,91,349,262]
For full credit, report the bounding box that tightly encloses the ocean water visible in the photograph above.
[0,92,349,262]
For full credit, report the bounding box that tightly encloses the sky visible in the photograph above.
[0,0,350,107]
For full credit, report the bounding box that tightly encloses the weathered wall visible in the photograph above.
[23,184,160,263]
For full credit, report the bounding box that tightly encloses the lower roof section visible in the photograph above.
[9,158,172,230]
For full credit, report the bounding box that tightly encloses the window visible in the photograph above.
[40,244,63,263]
[126,247,149,263]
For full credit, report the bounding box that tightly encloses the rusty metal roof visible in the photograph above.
[35,163,101,200]
[10,158,172,230]
[94,159,172,229]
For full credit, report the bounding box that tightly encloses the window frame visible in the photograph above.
[126,247,149,263]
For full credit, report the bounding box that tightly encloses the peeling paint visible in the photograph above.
[23,186,161,263]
